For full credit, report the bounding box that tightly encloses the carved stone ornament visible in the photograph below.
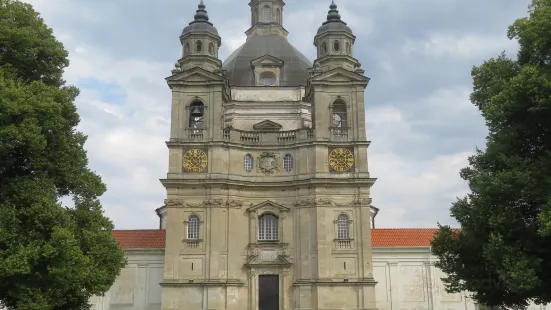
[224,199,243,209]
[164,199,184,207]
[293,198,333,207]
[353,198,372,206]
[164,198,235,208]
[257,152,280,175]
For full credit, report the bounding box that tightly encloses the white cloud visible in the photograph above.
[401,33,518,59]
[18,0,524,230]
[370,151,471,228]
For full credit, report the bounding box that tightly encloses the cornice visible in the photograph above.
[293,278,377,286]
[164,198,243,209]
[372,246,432,253]
[160,177,376,188]
[123,248,165,255]
[160,279,244,287]
[165,139,371,149]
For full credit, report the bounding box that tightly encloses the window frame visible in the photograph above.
[258,213,279,241]
[244,154,254,173]
[336,214,350,240]
[283,154,293,172]
[262,5,272,23]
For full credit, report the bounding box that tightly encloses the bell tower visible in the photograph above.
[165,0,227,144]
[160,3,229,308]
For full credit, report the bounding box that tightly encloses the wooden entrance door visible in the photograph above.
[258,275,279,310]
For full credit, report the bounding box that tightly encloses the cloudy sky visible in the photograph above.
[23,0,530,229]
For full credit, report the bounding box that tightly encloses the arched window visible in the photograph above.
[337,214,350,239]
[321,42,327,55]
[184,42,190,56]
[259,72,276,86]
[244,154,253,172]
[262,5,272,22]
[276,8,281,24]
[346,42,351,55]
[332,101,347,128]
[187,215,200,239]
[259,214,278,241]
[195,40,203,53]
[283,154,293,172]
[189,101,204,130]
[253,7,257,24]
[333,40,340,52]
[208,42,215,55]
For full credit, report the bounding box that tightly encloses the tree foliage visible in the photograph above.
[0,0,68,86]
[431,0,551,309]
[0,1,126,309]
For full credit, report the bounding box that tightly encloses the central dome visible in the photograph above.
[222,34,312,87]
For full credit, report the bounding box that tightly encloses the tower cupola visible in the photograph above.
[178,0,222,72]
[246,0,288,38]
[313,1,358,72]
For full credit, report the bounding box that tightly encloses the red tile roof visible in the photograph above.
[111,228,446,249]
[371,228,439,247]
[112,230,166,249]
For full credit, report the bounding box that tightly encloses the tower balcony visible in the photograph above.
[169,127,360,145]
[169,128,316,146]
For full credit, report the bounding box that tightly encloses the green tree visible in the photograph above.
[0,1,126,309]
[0,0,68,86]
[431,0,551,309]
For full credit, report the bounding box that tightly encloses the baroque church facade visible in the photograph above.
[82,2,542,310]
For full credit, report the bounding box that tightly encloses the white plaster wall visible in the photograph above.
[372,247,548,310]
[3,246,547,310]
[89,249,165,310]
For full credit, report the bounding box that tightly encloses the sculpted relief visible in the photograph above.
[257,152,280,175]
[293,197,372,207]
[164,198,243,208]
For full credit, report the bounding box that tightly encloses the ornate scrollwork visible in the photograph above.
[293,199,315,207]
[185,201,204,208]
[257,152,280,175]
[315,198,333,206]
[203,199,223,207]
[164,199,184,207]
[353,198,372,206]
[224,199,243,209]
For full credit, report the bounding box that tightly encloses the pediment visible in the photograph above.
[251,54,284,68]
[310,67,369,83]
[246,200,290,213]
[166,66,226,83]
[253,120,283,131]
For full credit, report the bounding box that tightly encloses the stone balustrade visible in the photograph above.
[171,128,317,145]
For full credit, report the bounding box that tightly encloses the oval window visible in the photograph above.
[195,40,203,53]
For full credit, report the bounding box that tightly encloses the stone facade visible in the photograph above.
[157,1,376,309]
[86,244,548,310]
